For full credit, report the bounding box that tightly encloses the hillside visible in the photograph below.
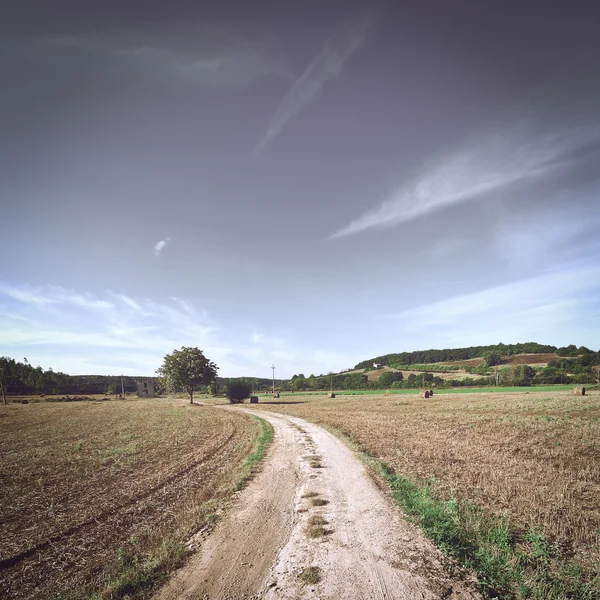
[353,342,561,370]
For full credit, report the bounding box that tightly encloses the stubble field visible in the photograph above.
[251,390,600,596]
[0,398,265,600]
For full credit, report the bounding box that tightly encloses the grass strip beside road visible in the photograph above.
[330,428,600,600]
[236,416,273,490]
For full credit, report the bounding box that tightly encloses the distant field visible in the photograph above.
[0,398,265,599]
[250,390,600,595]
[266,384,581,396]
[440,352,563,368]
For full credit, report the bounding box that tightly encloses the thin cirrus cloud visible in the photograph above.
[31,34,289,89]
[255,12,376,153]
[385,262,600,349]
[0,283,355,377]
[153,237,171,257]
[330,120,600,239]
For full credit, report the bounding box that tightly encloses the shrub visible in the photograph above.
[226,381,252,403]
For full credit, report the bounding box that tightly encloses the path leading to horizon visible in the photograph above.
[154,409,480,600]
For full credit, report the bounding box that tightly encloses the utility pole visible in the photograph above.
[495,366,499,387]
[121,375,125,398]
[271,365,275,395]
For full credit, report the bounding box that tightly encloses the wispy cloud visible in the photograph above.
[330,121,600,238]
[153,237,171,257]
[255,12,375,153]
[0,284,354,377]
[31,33,290,89]
[384,262,600,349]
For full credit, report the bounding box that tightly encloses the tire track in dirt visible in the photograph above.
[0,428,237,571]
[154,411,300,600]
[155,410,481,600]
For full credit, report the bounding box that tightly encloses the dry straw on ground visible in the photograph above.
[255,390,600,570]
[0,398,261,599]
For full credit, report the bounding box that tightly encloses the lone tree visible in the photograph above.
[157,347,218,404]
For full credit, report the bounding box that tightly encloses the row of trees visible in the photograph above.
[355,342,565,369]
[0,357,148,398]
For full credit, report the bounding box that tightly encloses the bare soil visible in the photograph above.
[156,409,480,599]
[247,391,600,569]
[0,399,260,599]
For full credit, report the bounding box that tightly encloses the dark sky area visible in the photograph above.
[2,1,599,376]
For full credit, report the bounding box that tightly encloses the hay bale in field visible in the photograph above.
[573,386,586,396]
[21,399,29,404]
[328,392,336,398]
[250,395,259,404]
[419,390,430,399]
[429,390,434,397]
[273,392,280,398]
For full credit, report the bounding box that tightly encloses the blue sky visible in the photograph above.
[1,1,599,377]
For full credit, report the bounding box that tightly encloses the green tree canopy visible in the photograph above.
[156,347,218,404]
[483,352,502,367]
[226,380,252,403]
[378,371,404,388]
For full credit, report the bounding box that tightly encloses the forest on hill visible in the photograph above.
[354,342,591,369]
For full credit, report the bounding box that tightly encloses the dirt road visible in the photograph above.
[155,410,480,600]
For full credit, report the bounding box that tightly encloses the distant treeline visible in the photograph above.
[0,357,153,396]
[0,358,288,397]
[354,342,593,369]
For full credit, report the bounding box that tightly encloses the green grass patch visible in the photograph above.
[329,429,600,600]
[332,385,577,396]
[299,566,322,585]
[235,416,273,490]
[95,416,274,599]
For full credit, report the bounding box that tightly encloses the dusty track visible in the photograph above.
[155,410,481,600]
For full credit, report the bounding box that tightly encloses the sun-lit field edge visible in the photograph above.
[247,384,593,397]
[92,415,273,600]
[315,425,600,600]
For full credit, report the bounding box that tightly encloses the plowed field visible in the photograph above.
[0,398,262,599]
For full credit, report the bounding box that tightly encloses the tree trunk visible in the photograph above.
[0,373,6,405]
[189,389,194,404]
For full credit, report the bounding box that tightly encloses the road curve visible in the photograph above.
[154,409,481,600]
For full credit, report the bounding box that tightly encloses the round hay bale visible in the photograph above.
[328,392,336,398]
[250,395,259,404]
[21,399,29,404]
[419,390,430,399]
[429,389,434,397]
[573,387,586,396]
[272,392,280,398]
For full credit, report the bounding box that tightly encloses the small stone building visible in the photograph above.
[136,380,155,397]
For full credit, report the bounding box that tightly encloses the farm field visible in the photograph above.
[248,390,600,596]
[0,398,267,600]
[258,384,579,396]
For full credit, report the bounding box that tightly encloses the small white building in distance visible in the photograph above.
[136,380,155,397]
[373,363,382,369]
